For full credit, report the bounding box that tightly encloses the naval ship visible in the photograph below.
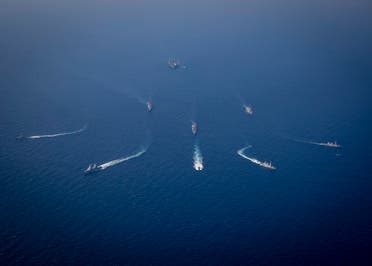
[191,121,197,135]
[244,105,253,115]
[146,101,153,112]
[260,161,276,170]
[194,161,204,171]
[319,141,341,148]
[168,58,181,69]
[84,163,101,174]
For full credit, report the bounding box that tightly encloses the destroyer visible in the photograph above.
[191,121,197,135]
[146,101,153,112]
[243,105,253,115]
[84,163,101,174]
[247,157,276,170]
[260,161,276,170]
[194,161,204,171]
[295,139,342,148]
[318,141,341,148]
[168,57,181,69]
[237,146,276,170]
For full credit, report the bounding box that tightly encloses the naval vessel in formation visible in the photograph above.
[146,101,153,112]
[318,141,341,148]
[84,163,101,174]
[194,161,204,171]
[168,58,181,69]
[14,57,342,175]
[243,105,253,115]
[191,121,197,135]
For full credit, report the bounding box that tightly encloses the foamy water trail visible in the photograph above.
[293,139,341,148]
[28,125,87,139]
[193,143,204,171]
[237,146,276,170]
[98,148,147,170]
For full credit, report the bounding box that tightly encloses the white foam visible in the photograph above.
[193,144,204,171]
[294,139,341,148]
[28,124,87,139]
[237,146,276,170]
[98,148,147,170]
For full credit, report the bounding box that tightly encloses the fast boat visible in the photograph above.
[146,101,153,112]
[191,121,197,135]
[168,57,180,69]
[84,163,101,174]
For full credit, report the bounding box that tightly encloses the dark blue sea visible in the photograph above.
[1,1,372,265]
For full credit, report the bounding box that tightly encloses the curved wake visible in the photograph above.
[97,148,147,170]
[193,143,204,171]
[237,146,276,170]
[28,124,87,139]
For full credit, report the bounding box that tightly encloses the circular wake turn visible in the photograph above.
[237,146,276,170]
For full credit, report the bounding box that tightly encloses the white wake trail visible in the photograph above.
[98,148,147,170]
[28,125,87,139]
[193,143,204,171]
[293,139,341,148]
[237,146,276,170]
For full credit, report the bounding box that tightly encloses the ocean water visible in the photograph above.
[1,0,372,265]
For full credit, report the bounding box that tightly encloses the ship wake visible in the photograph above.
[237,146,276,170]
[28,124,87,139]
[98,147,148,170]
[293,139,341,148]
[193,143,204,171]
